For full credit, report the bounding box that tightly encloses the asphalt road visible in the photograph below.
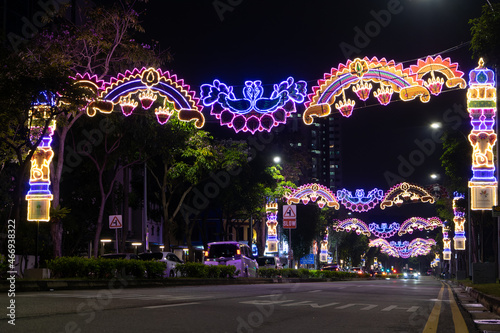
[1,276,476,333]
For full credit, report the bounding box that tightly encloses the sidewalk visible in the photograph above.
[452,280,500,332]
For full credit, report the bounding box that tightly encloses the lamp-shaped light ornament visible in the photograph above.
[467,58,498,210]
[266,202,279,253]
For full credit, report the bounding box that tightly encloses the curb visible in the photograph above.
[462,284,500,317]
[1,277,351,292]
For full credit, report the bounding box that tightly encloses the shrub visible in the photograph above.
[257,268,280,278]
[46,257,162,279]
[175,263,237,278]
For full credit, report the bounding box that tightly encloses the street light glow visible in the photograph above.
[430,174,438,179]
[273,156,281,164]
[430,122,442,129]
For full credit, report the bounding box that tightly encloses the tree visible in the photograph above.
[18,0,167,257]
[469,3,500,64]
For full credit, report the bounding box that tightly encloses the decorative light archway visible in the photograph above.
[380,182,435,209]
[78,67,205,128]
[303,56,466,124]
[285,183,340,209]
[398,217,444,236]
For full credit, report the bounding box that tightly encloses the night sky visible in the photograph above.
[142,0,482,196]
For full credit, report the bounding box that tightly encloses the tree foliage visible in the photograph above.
[469,3,500,64]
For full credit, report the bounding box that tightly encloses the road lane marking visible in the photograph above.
[143,302,200,309]
[446,284,468,333]
[381,305,418,312]
[335,304,378,311]
[423,282,444,333]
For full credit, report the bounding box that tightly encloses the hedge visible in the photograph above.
[257,268,359,280]
[47,257,166,279]
[175,262,237,278]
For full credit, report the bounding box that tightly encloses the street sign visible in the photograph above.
[300,254,314,265]
[283,204,297,229]
[109,215,123,229]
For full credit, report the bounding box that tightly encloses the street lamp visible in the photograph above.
[100,239,112,256]
[273,156,281,164]
[132,242,142,254]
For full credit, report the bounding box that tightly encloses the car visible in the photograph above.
[101,253,139,260]
[204,241,258,277]
[321,264,340,271]
[403,268,419,279]
[138,252,183,277]
[257,256,282,269]
[349,267,364,274]
[427,269,433,276]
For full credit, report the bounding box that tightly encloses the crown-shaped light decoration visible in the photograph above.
[335,98,356,117]
[352,82,373,101]
[424,74,445,96]
[373,86,394,106]
[155,100,175,125]
[138,89,157,110]
[119,96,138,116]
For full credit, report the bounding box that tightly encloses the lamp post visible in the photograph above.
[100,239,112,256]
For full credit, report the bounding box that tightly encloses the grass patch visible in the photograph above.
[459,279,500,298]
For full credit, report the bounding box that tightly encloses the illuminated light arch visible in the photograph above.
[285,183,340,209]
[332,218,371,236]
[398,217,443,236]
[410,56,466,95]
[368,222,400,239]
[370,238,436,258]
[336,188,384,212]
[303,56,466,124]
[380,182,435,209]
[200,77,307,134]
[79,67,205,128]
[369,238,399,257]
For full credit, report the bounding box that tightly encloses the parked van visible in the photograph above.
[204,241,258,277]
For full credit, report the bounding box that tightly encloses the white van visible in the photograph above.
[204,241,258,277]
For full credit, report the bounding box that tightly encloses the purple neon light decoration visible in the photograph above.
[368,222,400,238]
[398,217,443,236]
[336,188,384,212]
[200,77,307,134]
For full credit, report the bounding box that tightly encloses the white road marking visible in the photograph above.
[143,302,200,309]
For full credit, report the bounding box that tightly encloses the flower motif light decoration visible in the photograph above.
[200,77,307,134]
[336,188,384,212]
[453,192,466,250]
[265,202,279,253]
[26,92,58,221]
[332,218,371,236]
[76,67,205,128]
[368,222,400,239]
[380,182,435,209]
[467,58,498,210]
[285,183,340,209]
[398,217,444,236]
[304,56,466,124]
